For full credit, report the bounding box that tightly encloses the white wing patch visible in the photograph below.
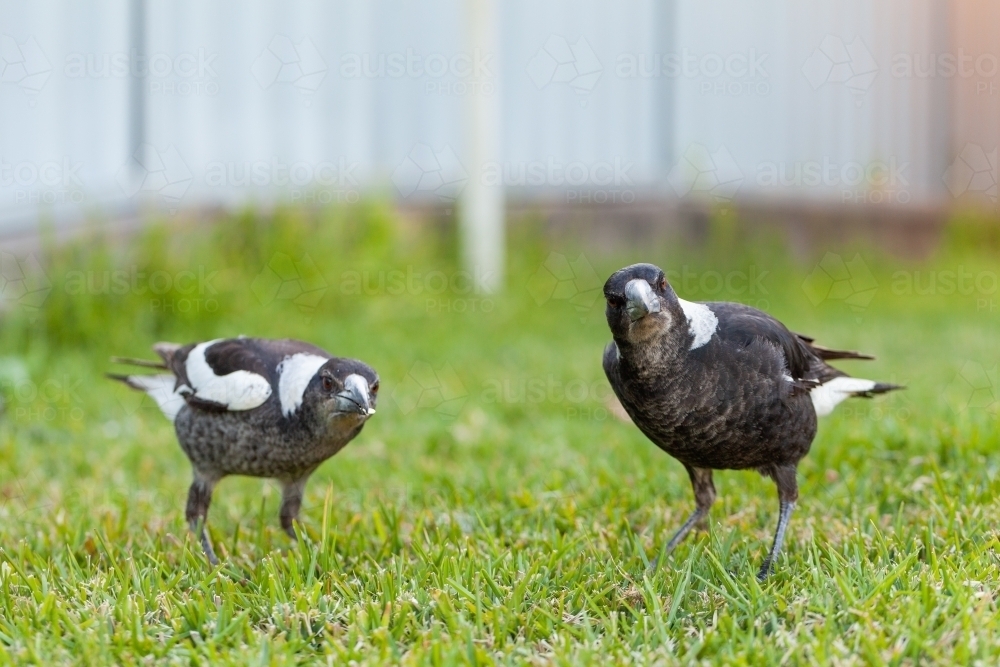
[126,374,186,422]
[810,377,876,417]
[185,340,272,410]
[678,299,719,350]
[277,353,329,417]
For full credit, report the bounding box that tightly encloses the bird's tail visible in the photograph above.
[109,356,167,369]
[106,372,184,422]
[854,381,904,398]
[797,336,876,362]
[811,376,904,417]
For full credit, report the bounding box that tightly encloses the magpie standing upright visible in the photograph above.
[602,263,901,580]
[110,337,378,564]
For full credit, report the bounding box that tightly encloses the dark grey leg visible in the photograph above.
[279,476,311,540]
[651,466,715,569]
[186,473,219,565]
[757,465,798,581]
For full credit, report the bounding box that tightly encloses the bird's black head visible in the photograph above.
[310,358,379,425]
[603,263,680,343]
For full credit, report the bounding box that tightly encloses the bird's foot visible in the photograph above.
[202,539,220,566]
[756,559,772,582]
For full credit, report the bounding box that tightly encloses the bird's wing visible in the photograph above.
[702,303,897,415]
[793,334,875,361]
[113,338,335,419]
[702,302,838,389]
[602,341,621,388]
[162,338,319,412]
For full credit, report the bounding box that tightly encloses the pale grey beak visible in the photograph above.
[335,374,374,416]
[624,279,661,321]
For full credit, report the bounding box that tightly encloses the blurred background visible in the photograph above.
[0,3,999,661]
[1,0,998,269]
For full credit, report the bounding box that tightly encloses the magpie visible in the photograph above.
[602,263,901,580]
[109,337,378,564]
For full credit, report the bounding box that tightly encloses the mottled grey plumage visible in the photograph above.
[110,337,378,564]
[603,263,900,580]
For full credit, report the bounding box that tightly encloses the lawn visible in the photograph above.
[0,205,998,664]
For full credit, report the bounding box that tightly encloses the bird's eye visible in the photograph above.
[608,295,625,307]
[321,376,335,392]
[657,275,666,291]
[370,380,379,395]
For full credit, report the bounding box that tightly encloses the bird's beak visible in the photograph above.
[624,279,661,321]
[335,374,375,416]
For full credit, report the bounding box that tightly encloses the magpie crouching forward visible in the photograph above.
[602,264,901,580]
[109,338,378,565]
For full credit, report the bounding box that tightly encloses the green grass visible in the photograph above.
[0,205,998,664]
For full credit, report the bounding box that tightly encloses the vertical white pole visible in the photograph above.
[462,0,504,293]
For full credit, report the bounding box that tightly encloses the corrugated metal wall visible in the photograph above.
[1,0,992,234]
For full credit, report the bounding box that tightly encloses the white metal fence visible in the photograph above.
[1,0,995,235]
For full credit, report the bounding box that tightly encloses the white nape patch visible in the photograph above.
[678,299,719,350]
[277,353,329,417]
[185,340,272,410]
[810,377,877,417]
[127,374,186,422]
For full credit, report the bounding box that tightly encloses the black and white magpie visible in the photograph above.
[109,337,378,564]
[602,263,901,580]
